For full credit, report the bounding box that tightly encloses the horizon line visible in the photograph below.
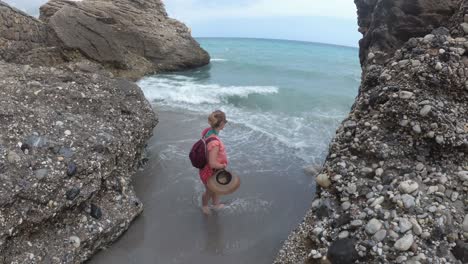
[194,36,359,49]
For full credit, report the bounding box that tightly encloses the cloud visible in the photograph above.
[164,0,357,22]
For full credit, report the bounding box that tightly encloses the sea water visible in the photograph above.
[90,38,360,264]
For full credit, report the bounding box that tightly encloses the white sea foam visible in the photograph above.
[210,58,228,62]
[139,76,278,105]
[220,197,272,215]
[138,75,346,163]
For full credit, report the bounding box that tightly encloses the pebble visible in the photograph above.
[419,105,432,116]
[399,91,414,99]
[394,234,414,251]
[351,220,363,227]
[411,60,421,67]
[457,171,468,181]
[338,231,349,239]
[373,229,387,242]
[90,204,102,220]
[64,130,72,136]
[365,218,382,234]
[461,23,468,34]
[427,186,438,194]
[34,169,49,180]
[399,180,419,194]
[371,196,385,208]
[435,62,443,70]
[412,124,422,134]
[435,135,444,144]
[342,201,351,211]
[67,162,77,177]
[415,163,425,171]
[375,168,384,177]
[69,236,81,248]
[316,174,331,188]
[401,194,416,209]
[399,218,413,233]
[66,187,80,200]
[463,215,468,232]
[7,151,20,163]
[410,218,422,235]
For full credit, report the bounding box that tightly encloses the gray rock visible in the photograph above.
[399,218,413,233]
[399,91,414,99]
[410,218,423,235]
[399,180,419,194]
[394,234,414,251]
[69,236,81,248]
[34,169,49,180]
[351,220,364,227]
[420,105,432,116]
[316,174,331,188]
[463,215,468,233]
[327,238,358,264]
[7,151,20,163]
[415,163,425,171]
[366,218,382,234]
[461,23,468,34]
[338,231,350,239]
[342,201,351,211]
[371,196,385,208]
[373,229,387,242]
[458,171,468,182]
[401,194,416,209]
[40,0,209,79]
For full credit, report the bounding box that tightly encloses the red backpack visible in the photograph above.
[189,137,218,169]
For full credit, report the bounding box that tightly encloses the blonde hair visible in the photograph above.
[208,110,227,129]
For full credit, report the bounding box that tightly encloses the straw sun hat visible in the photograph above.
[207,169,240,195]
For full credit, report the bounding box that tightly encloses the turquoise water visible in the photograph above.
[140,38,361,165]
[91,38,361,264]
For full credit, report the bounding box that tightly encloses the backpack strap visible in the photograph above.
[203,137,219,162]
[204,137,218,144]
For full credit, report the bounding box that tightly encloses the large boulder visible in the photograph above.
[39,0,210,79]
[0,60,157,263]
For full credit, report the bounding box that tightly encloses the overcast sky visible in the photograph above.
[3,0,361,47]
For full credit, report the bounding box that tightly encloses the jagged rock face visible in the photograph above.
[39,0,210,79]
[0,60,157,263]
[0,1,63,66]
[355,0,460,65]
[276,1,467,264]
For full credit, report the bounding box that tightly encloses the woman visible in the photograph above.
[199,110,228,214]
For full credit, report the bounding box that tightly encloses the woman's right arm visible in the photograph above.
[208,146,226,169]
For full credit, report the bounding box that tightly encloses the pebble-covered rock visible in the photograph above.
[274,1,467,263]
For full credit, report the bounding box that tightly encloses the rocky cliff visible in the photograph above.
[275,0,468,263]
[0,0,208,262]
[1,0,210,79]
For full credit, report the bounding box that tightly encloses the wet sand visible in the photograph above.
[89,110,315,264]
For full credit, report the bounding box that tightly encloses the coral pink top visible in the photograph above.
[199,128,228,185]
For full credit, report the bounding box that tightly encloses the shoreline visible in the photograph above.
[89,109,316,264]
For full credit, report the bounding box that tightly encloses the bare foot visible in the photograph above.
[213,203,225,210]
[202,206,211,215]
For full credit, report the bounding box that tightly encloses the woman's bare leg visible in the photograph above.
[202,186,212,214]
[212,194,224,209]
